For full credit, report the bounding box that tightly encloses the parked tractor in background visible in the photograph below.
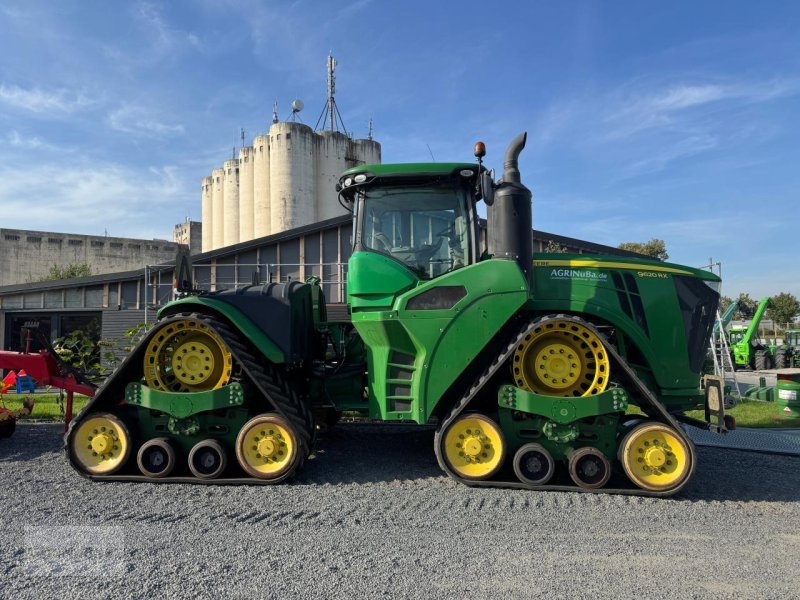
[775,329,800,369]
[66,133,725,496]
[729,296,775,370]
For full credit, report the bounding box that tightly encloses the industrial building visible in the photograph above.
[0,228,183,287]
[201,57,381,252]
[173,219,202,255]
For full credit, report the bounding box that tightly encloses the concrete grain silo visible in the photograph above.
[314,131,351,221]
[353,138,382,168]
[238,147,254,242]
[252,134,271,238]
[223,159,240,247]
[201,176,213,252]
[211,167,225,250]
[269,121,316,233]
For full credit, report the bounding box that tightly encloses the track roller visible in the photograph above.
[188,439,227,479]
[235,413,300,481]
[618,422,692,492]
[70,413,131,475]
[136,438,177,478]
[568,447,611,489]
[513,443,555,485]
[440,413,506,481]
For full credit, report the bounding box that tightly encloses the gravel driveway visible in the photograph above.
[1,423,798,599]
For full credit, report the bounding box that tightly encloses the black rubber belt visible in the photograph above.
[65,312,316,484]
[433,314,698,498]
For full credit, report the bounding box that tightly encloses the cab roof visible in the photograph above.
[340,162,479,179]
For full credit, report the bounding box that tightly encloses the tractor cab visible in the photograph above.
[728,328,746,345]
[338,164,482,280]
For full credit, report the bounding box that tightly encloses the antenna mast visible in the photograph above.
[314,54,348,135]
[272,100,279,124]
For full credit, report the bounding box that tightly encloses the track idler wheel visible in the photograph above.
[143,317,233,393]
[513,443,555,485]
[440,413,506,481]
[618,422,692,492]
[568,447,611,489]
[188,439,227,479]
[137,438,177,478]
[71,413,131,475]
[512,319,610,398]
[235,413,300,481]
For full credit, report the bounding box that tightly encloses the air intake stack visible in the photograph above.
[487,132,533,287]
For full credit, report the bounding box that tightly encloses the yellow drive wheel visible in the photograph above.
[512,319,610,397]
[441,413,506,480]
[143,318,233,392]
[236,414,299,480]
[619,422,692,492]
[71,413,131,475]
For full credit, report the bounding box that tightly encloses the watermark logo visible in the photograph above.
[23,526,125,577]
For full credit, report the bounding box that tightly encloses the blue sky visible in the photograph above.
[1,1,798,298]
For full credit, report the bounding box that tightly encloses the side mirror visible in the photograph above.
[481,172,495,206]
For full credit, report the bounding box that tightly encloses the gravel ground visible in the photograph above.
[1,423,799,600]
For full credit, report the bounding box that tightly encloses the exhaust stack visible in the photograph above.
[487,132,533,287]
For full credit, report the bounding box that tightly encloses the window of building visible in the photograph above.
[4,234,20,241]
[27,236,41,243]
[68,239,83,246]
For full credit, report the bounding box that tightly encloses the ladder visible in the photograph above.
[710,308,740,405]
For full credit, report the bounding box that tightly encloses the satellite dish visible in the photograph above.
[291,99,304,113]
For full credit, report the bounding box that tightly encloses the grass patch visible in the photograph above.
[628,399,800,429]
[0,393,90,421]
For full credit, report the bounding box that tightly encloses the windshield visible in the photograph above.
[358,185,471,279]
[729,331,744,344]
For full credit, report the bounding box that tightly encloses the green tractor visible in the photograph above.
[66,133,724,496]
[729,296,775,370]
[775,329,800,369]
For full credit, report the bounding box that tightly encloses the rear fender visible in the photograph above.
[159,297,285,363]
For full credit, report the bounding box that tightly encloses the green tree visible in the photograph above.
[40,263,93,281]
[734,293,757,319]
[719,295,733,313]
[766,292,800,325]
[544,240,569,253]
[617,239,669,261]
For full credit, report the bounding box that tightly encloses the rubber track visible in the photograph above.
[65,312,316,485]
[433,314,698,497]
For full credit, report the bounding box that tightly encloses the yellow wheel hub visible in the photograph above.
[71,414,131,475]
[143,318,232,393]
[513,319,610,397]
[619,422,691,491]
[442,414,506,480]
[236,414,298,480]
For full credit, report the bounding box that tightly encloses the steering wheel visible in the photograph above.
[373,232,392,251]
[414,236,446,264]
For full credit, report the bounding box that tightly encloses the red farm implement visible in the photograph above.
[0,325,97,437]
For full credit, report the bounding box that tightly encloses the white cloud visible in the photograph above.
[4,130,68,152]
[0,84,94,114]
[0,160,192,239]
[108,105,185,137]
[133,2,202,53]
[620,134,719,178]
[604,79,800,139]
